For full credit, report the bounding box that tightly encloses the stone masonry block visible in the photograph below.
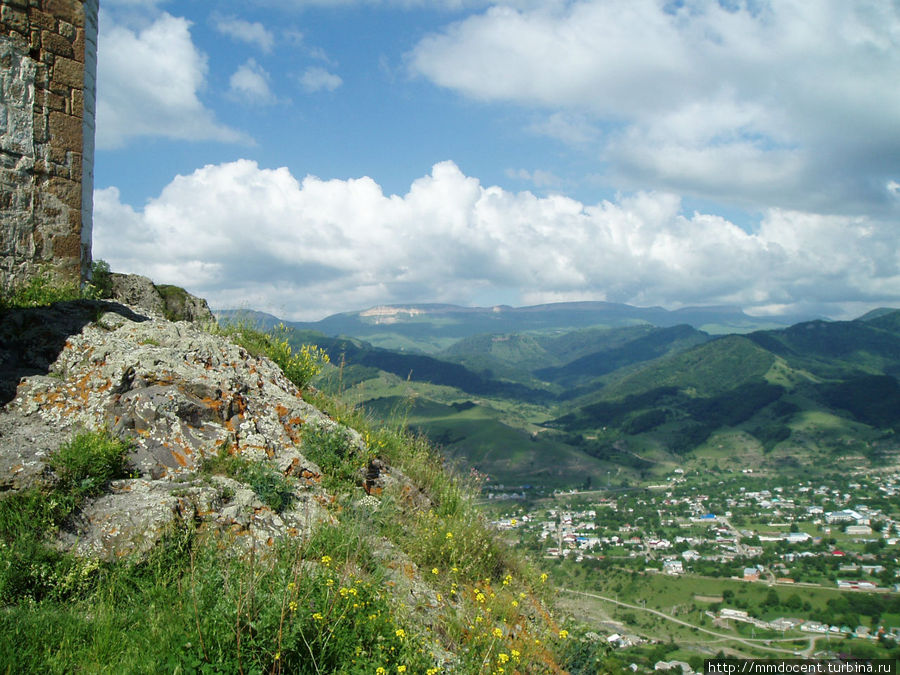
[68,151,81,182]
[72,25,83,60]
[48,110,80,149]
[46,175,80,210]
[28,8,56,31]
[41,29,73,58]
[70,88,82,116]
[51,233,81,259]
[52,55,81,88]
[42,90,66,111]
[1,6,29,34]
[57,19,74,40]
[32,111,49,142]
[48,145,67,164]
[42,0,83,28]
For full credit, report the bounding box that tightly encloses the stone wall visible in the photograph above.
[0,0,98,291]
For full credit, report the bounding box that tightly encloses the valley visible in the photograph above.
[489,466,900,670]
[217,302,900,489]
[216,300,900,671]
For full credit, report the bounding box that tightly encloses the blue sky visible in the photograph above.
[92,0,900,321]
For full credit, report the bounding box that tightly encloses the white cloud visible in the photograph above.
[212,14,275,52]
[409,0,900,215]
[94,160,900,321]
[97,12,248,148]
[229,59,278,105]
[298,66,343,93]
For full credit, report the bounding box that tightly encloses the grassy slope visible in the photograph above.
[0,320,570,674]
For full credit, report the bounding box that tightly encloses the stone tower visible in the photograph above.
[0,0,99,291]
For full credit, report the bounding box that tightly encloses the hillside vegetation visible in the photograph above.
[233,308,900,487]
[0,289,570,673]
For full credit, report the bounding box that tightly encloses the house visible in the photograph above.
[826,509,863,524]
[663,559,684,575]
[846,525,873,536]
[744,567,761,581]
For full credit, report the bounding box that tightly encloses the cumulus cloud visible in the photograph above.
[212,14,276,52]
[97,12,248,148]
[94,160,900,321]
[409,0,900,215]
[229,59,278,104]
[298,66,343,92]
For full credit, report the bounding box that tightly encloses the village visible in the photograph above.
[489,468,900,650]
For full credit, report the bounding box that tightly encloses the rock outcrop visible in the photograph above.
[108,273,215,323]
[0,299,387,559]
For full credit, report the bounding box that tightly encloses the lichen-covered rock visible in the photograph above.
[0,301,356,559]
[108,273,214,323]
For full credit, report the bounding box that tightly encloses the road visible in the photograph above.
[561,588,821,657]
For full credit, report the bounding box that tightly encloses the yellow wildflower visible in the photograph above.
[397,666,407,673]
[431,567,439,575]
[492,628,503,639]
[395,628,406,639]
[559,629,569,639]
[321,555,332,566]
[497,653,510,664]
[445,532,453,539]
[376,668,386,675]
[289,600,298,612]
[313,612,324,620]
[540,573,548,583]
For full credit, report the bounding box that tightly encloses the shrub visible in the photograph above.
[0,271,81,309]
[49,430,130,497]
[301,422,372,491]
[84,259,113,299]
[214,322,330,389]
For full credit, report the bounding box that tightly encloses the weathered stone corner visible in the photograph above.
[1,0,99,292]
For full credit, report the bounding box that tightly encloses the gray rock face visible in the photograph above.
[108,274,214,323]
[0,301,355,558]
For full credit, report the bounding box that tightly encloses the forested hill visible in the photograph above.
[218,306,900,487]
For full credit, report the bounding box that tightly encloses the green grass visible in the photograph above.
[0,261,114,310]
[201,442,297,512]
[212,321,330,390]
[1,369,568,673]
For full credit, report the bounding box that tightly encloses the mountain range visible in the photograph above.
[216,302,900,487]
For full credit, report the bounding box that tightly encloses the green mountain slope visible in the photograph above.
[227,306,900,487]
[548,310,900,473]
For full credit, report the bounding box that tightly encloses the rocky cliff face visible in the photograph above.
[0,294,399,560]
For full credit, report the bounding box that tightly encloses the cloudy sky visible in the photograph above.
[92,0,900,321]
